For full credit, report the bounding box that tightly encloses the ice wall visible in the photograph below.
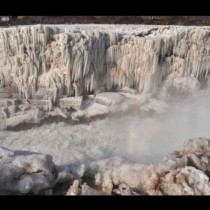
[1,25,210,103]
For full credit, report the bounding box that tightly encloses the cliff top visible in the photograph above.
[1,16,210,27]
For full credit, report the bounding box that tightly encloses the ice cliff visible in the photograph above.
[1,25,209,98]
[1,25,210,129]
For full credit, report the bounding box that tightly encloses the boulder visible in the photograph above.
[159,166,210,195]
[71,102,109,120]
[0,147,56,195]
[94,92,124,106]
[6,109,44,128]
[59,96,83,111]
[184,137,210,155]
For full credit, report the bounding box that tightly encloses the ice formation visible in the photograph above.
[0,24,210,128]
[0,146,61,195]
[0,24,208,99]
[2,138,210,195]
[1,24,210,195]
[70,138,210,195]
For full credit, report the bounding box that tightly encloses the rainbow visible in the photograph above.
[126,103,139,155]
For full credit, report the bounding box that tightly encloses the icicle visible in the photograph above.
[1,25,210,101]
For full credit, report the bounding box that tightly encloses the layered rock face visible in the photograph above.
[0,25,210,129]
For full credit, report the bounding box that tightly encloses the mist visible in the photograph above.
[0,90,210,165]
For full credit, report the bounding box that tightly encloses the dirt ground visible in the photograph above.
[1,16,210,26]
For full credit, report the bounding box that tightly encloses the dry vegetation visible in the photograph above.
[1,16,210,26]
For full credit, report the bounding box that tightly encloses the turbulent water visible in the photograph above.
[1,24,210,165]
[0,89,210,165]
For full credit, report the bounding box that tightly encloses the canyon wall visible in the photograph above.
[0,25,210,129]
[0,25,210,101]
[1,25,210,195]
